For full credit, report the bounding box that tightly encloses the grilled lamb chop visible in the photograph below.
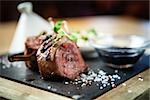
[8,32,53,70]
[8,20,87,80]
[24,33,54,70]
[37,36,87,80]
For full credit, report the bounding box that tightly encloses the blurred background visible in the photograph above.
[0,0,149,54]
[0,0,149,22]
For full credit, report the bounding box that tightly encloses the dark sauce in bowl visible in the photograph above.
[95,47,145,68]
[90,35,148,68]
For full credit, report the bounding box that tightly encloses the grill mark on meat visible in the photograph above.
[45,53,50,61]
[24,32,56,70]
[39,35,65,61]
[42,35,52,42]
[40,35,56,53]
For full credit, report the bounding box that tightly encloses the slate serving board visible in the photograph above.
[0,54,149,100]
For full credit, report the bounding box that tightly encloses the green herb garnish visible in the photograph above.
[53,21,97,42]
[54,21,63,33]
[54,21,77,42]
[81,36,88,41]
[69,32,79,42]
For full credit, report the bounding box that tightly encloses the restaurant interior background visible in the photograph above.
[0,1,149,22]
[0,0,149,54]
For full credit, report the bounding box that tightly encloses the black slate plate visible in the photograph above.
[0,54,149,100]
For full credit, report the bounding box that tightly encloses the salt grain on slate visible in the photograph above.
[103,84,106,87]
[112,84,116,88]
[63,69,121,90]
[111,78,115,82]
[111,82,114,84]
[96,83,99,86]
[75,82,78,84]
[47,86,51,89]
[115,70,118,73]
[107,83,110,86]
[100,86,103,90]
[117,77,121,80]
[2,66,6,69]
[77,80,82,83]
[94,77,101,82]
[65,82,69,85]
[47,85,57,91]
[51,88,57,92]
[81,83,86,87]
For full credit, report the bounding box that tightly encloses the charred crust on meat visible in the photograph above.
[43,35,52,42]
[24,30,87,80]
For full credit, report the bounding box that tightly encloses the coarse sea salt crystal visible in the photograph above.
[94,77,102,82]
[112,74,119,78]
[103,84,106,87]
[128,89,132,93]
[77,80,82,83]
[81,83,86,87]
[111,82,115,85]
[86,76,94,80]
[51,88,57,92]
[47,86,51,89]
[111,84,116,88]
[75,82,78,84]
[72,95,82,99]
[102,80,108,84]
[115,70,118,73]
[101,75,107,79]
[100,86,103,90]
[88,70,93,74]
[90,72,97,77]
[81,74,86,78]
[64,69,121,89]
[107,83,110,86]
[98,74,102,77]
[117,76,121,80]
[122,83,126,86]
[81,79,86,82]
[96,83,99,86]
[2,66,6,69]
[138,75,143,81]
[65,81,69,85]
[138,77,143,81]
[98,70,106,75]
[111,78,115,81]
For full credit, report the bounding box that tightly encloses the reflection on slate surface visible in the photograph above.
[0,54,149,100]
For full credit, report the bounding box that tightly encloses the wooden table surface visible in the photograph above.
[0,16,149,100]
